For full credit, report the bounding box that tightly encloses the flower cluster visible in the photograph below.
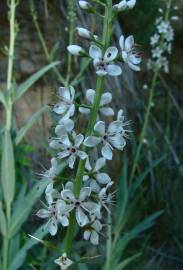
[147,7,177,73]
[36,1,139,269]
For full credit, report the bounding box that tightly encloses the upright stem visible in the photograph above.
[65,0,75,86]
[129,0,172,183]
[105,212,112,270]
[6,0,16,131]
[3,1,17,269]
[64,0,113,254]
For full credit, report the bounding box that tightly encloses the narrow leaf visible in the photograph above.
[0,202,7,236]
[116,253,141,270]
[15,106,48,145]
[14,61,60,101]
[9,179,49,238]
[129,155,165,198]
[1,129,15,206]
[9,225,48,270]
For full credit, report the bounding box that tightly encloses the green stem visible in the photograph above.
[129,0,172,183]
[2,237,9,270]
[64,0,113,255]
[7,0,16,93]
[65,0,75,86]
[105,212,112,270]
[3,1,17,268]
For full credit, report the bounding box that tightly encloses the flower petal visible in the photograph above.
[119,35,125,50]
[36,209,50,218]
[99,107,114,116]
[125,35,134,51]
[104,47,118,62]
[84,230,91,240]
[106,64,122,76]
[101,143,113,160]
[82,201,99,213]
[89,45,102,59]
[53,102,67,114]
[96,173,111,184]
[77,151,88,160]
[57,150,70,159]
[61,189,75,202]
[84,136,100,147]
[94,121,105,136]
[79,107,90,114]
[74,134,84,147]
[86,89,95,104]
[79,187,91,201]
[49,218,58,236]
[90,231,99,245]
[108,120,122,134]
[90,180,100,193]
[100,92,112,106]
[76,207,89,227]
[109,134,126,150]
[94,157,106,172]
[58,87,71,101]
[68,155,76,169]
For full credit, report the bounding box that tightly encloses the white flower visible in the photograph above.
[98,182,115,213]
[83,157,111,192]
[89,45,122,76]
[45,182,59,205]
[117,109,131,137]
[79,1,90,10]
[84,219,102,245]
[79,89,114,116]
[150,34,160,46]
[84,121,126,160]
[61,187,99,227]
[36,195,69,235]
[67,45,85,56]
[55,253,73,270]
[113,0,136,11]
[38,158,57,181]
[52,86,75,120]
[55,132,87,169]
[55,118,74,136]
[76,27,92,39]
[119,35,141,71]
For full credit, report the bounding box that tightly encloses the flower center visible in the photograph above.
[96,59,108,71]
[74,200,81,207]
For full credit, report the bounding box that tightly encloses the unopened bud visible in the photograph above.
[79,1,90,10]
[67,45,85,56]
[76,27,92,39]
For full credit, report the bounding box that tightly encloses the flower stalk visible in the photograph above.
[129,0,173,183]
[64,0,113,254]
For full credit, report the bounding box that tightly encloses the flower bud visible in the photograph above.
[67,45,85,56]
[76,27,92,39]
[79,1,90,10]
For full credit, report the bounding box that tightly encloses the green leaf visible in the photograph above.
[15,106,48,145]
[9,225,48,270]
[0,201,7,236]
[1,129,15,206]
[112,211,164,264]
[9,179,49,238]
[14,61,60,101]
[129,155,166,198]
[116,253,141,270]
